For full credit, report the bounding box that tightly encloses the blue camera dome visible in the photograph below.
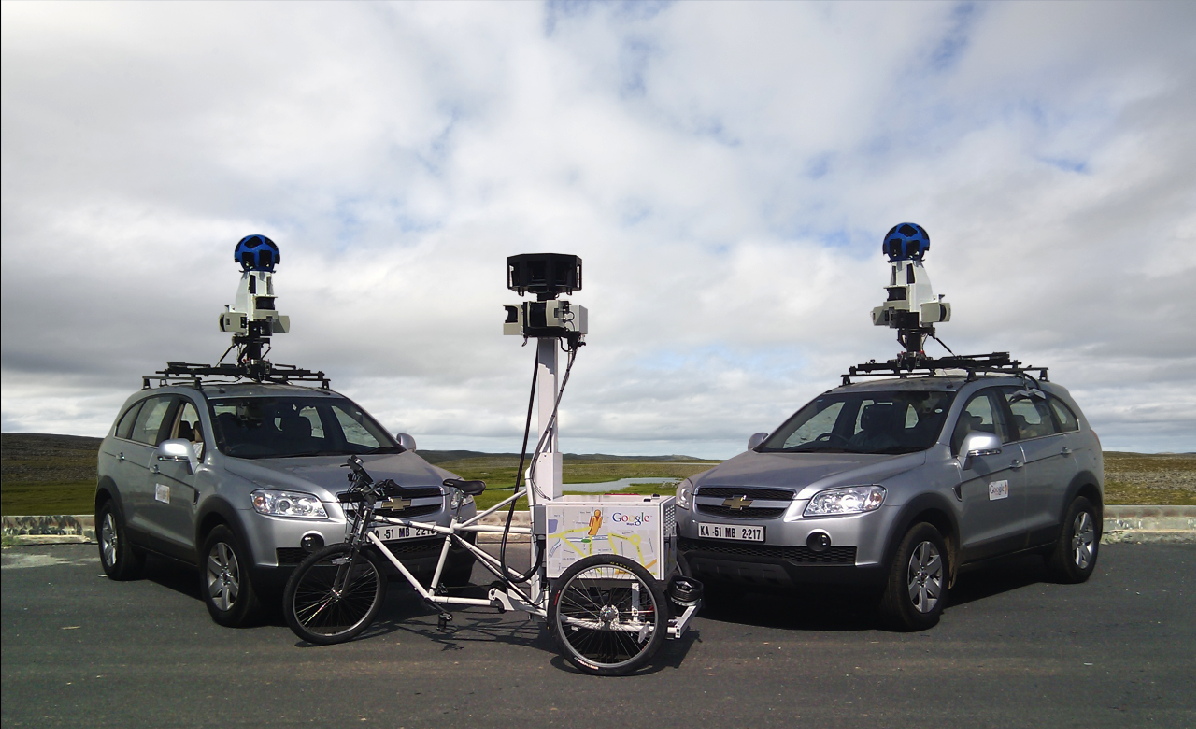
[234,234,280,272]
[882,223,930,262]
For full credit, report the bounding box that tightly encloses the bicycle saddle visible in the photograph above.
[442,478,486,496]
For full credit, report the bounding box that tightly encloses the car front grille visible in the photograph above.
[696,486,796,501]
[696,505,788,519]
[375,503,440,519]
[376,536,442,555]
[276,547,308,565]
[679,537,856,564]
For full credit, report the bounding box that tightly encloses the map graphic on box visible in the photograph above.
[544,494,677,580]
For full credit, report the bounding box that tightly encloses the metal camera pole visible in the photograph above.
[503,253,588,602]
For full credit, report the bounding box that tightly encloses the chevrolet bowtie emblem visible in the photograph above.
[381,497,411,510]
[722,495,753,510]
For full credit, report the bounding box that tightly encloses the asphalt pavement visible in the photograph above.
[2,543,1194,728]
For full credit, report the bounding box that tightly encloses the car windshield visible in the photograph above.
[208,396,401,459]
[758,389,956,455]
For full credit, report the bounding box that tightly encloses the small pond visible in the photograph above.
[563,476,681,493]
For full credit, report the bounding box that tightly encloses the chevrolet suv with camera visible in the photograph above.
[95,380,478,627]
[676,363,1103,631]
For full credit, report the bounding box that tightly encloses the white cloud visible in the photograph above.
[3,0,1194,457]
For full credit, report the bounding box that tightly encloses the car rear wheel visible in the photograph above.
[200,525,262,628]
[1046,496,1099,584]
[880,522,948,631]
[96,500,144,581]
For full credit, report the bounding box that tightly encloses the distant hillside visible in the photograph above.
[2,433,104,484]
[0,433,712,483]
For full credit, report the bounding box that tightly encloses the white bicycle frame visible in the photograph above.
[355,484,699,638]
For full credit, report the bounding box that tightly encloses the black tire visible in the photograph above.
[1046,496,1099,584]
[284,544,387,645]
[200,525,262,628]
[96,500,144,581]
[549,555,668,676]
[879,522,949,631]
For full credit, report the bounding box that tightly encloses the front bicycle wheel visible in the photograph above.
[549,555,668,676]
[284,544,387,645]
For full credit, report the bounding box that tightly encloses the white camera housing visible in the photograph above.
[219,270,290,335]
[872,260,950,330]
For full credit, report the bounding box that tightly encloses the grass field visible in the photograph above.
[2,432,1192,515]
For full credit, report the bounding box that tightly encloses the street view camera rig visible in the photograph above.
[145,235,328,389]
[846,222,1047,384]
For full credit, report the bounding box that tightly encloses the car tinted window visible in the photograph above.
[780,401,845,449]
[130,397,174,446]
[334,406,383,449]
[951,390,1010,454]
[174,401,207,460]
[208,396,398,459]
[1003,388,1059,440]
[115,402,144,440]
[761,389,954,454]
[1049,397,1081,433]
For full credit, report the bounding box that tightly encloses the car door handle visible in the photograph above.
[118,452,125,462]
[151,464,161,474]
[1060,446,1072,456]
[1010,459,1024,469]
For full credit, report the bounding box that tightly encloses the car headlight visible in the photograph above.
[803,485,886,517]
[251,489,328,519]
[676,478,693,510]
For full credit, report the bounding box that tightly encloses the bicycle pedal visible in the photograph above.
[437,613,452,631]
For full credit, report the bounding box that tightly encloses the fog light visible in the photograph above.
[806,531,832,552]
[301,533,324,552]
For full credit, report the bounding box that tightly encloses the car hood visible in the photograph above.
[220,452,454,501]
[693,450,927,499]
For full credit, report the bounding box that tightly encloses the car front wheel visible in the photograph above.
[200,525,262,628]
[1046,496,1099,584]
[880,522,948,631]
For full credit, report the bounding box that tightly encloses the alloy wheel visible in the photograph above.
[1072,511,1095,570]
[207,543,240,612]
[906,541,943,614]
[100,512,118,567]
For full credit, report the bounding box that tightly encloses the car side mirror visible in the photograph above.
[395,433,417,452]
[960,431,1002,470]
[156,438,198,475]
[748,432,768,450]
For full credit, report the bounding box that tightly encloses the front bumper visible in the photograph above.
[678,504,894,589]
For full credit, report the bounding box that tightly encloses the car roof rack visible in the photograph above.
[143,361,331,390]
[842,351,1048,386]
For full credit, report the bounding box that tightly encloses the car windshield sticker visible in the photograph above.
[989,480,1009,501]
[155,483,170,504]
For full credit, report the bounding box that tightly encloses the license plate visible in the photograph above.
[698,522,765,542]
[372,525,419,541]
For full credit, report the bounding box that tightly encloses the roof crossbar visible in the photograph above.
[842,351,1048,386]
[143,361,330,390]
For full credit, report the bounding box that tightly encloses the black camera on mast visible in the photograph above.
[503,253,588,340]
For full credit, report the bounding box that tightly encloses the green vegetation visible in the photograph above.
[434,457,718,511]
[2,482,96,516]
[1104,451,1196,505]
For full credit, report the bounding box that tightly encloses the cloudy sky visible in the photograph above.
[3,1,1194,458]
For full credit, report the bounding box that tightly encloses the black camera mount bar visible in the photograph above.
[842,351,1048,386]
[143,361,330,390]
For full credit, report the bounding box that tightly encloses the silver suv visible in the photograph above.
[676,373,1103,630]
[95,382,477,627]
